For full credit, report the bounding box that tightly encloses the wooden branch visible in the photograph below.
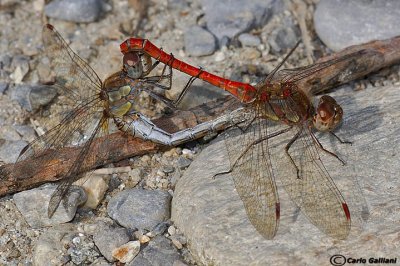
[1,35,400,196]
[298,35,400,94]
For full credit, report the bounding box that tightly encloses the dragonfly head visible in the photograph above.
[123,51,144,79]
[312,95,343,132]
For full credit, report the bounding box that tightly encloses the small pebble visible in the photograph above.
[238,33,261,47]
[170,236,183,250]
[162,165,175,174]
[74,173,109,209]
[112,241,140,263]
[160,179,169,189]
[177,157,192,170]
[214,51,225,62]
[141,155,151,163]
[168,226,176,236]
[139,235,150,244]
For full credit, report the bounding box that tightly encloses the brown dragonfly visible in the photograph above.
[119,38,367,239]
[2,24,195,218]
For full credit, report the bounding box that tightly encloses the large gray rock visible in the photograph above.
[202,0,278,45]
[184,26,217,56]
[107,188,172,231]
[314,0,400,51]
[33,224,77,266]
[13,184,87,228]
[0,139,28,163]
[93,223,130,262]
[128,236,182,266]
[172,83,400,265]
[9,84,57,112]
[44,0,109,23]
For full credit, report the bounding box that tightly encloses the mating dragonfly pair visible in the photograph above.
[4,24,358,240]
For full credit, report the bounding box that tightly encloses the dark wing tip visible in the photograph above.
[342,202,351,221]
[276,202,281,221]
[44,24,54,30]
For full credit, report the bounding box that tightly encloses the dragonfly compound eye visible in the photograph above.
[313,95,343,132]
[123,52,143,79]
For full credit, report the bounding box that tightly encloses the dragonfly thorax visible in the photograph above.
[312,95,343,132]
[102,71,139,118]
[255,82,312,125]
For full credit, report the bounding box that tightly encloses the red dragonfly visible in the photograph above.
[119,38,363,239]
[2,25,198,218]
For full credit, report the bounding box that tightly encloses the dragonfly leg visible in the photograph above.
[230,115,257,133]
[156,52,174,87]
[142,47,165,75]
[284,129,302,179]
[142,89,176,109]
[329,131,352,145]
[171,67,204,107]
[309,127,347,165]
[214,126,293,179]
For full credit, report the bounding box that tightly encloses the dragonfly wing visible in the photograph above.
[42,24,102,101]
[272,50,367,84]
[14,25,105,162]
[6,25,109,216]
[279,128,351,239]
[47,116,108,218]
[223,107,280,239]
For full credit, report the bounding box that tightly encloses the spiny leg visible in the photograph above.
[172,67,204,107]
[309,127,346,165]
[284,128,303,179]
[214,126,293,178]
[329,131,352,145]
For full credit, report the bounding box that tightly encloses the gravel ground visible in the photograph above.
[0,0,400,265]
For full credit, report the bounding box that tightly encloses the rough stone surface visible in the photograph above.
[0,82,8,94]
[0,139,27,163]
[184,26,216,56]
[314,0,400,51]
[267,17,300,53]
[0,0,398,264]
[112,240,140,263]
[107,188,172,231]
[32,224,77,266]
[44,0,109,23]
[93,223,130,262]
[172,84,400,265]
[128,236,182,266]
[74,173,110,209]
[13,184,87,228]
[202,0,276,44]
[238,33,261,47]
[9,84,57,112]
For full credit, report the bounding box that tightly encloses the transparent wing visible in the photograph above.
[4,24,109,216]
[47,116,108,218]
[279,127,351,239]
[272,50,366,84]
[15,24,105,164]
[42,24,102,101]
[223,107,280,239]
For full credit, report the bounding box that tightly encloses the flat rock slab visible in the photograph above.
[13,184,86,228]
[172,83,400,265]
[314,0,400,51]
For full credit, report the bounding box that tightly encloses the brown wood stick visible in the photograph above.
[1,35,400,196]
